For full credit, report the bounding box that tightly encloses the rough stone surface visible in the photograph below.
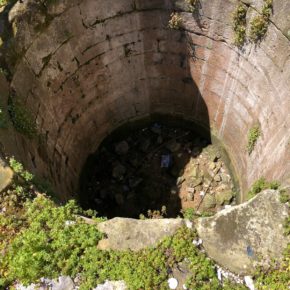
[93,280,127,290]
[97,218,184,251]
[0,160,13,193]
[0,0,289,200]
[16,276,75,290]
[196,190,290,274]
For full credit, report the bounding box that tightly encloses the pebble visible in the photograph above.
[168,278,178,289]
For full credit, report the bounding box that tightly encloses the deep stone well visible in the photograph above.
[0,0,289,202]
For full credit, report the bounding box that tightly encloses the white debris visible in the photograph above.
[182,284,188,289]
[216,265,244,285]
[16,284,37,290]
[185,219,193,229]
[94,280,127,290]
[200,191,205,197]
[168,278,178,289]
[65,220,76,226]
[217,268,222,281]
[244,276,255,290]
[192,238,203,246]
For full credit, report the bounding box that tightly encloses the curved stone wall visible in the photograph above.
[0,0,289,199]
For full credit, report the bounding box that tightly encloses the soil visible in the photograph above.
[79,123,236,218]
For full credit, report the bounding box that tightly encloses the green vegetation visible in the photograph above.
[0,107,8,129]
[0,158,288,289]
[8,98,37,138]
[247,177,280,200]
[280,189,290,204]
[9,157,33,182]
[185,0,199,13]
[247,124,261,154]
[249,0,273,42]
[168,13,183,30]
[254,217,289,289]
[0,0,8,6]
[0,192,223,290]
[182,208,214,220]
[0,67,8,77]
[232,0,273,46]
[232,4,248,47]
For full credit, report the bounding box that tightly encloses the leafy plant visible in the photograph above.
[247,125,261,154]
[280,189,290,204]
[249,0,273,42]
[9,157,34,182]
[8,98,37,139]
[247,177,280,200]
[168,13,183,30]
[232,4,248,47]
[182,207,196,220]
[254,215,289,289]
[0,196,104,287]
[0,192,224,290]
[185,0,199,13]
[0,107,8,129]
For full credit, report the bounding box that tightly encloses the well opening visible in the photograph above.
[78,117,238,218]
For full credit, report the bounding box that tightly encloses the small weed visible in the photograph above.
[249,0,273,42]
[140,206,167,219]
[9,157,34,182]
[280,189,290,204]
[168,13,183,30]
[182,207,195,220]
[0,68,8,77]
[247,125,261,154]
[232,4,248,47]
[0,107,8,129]
[247,177,280,200]
[185,0,199,13]
[8,98,37,139]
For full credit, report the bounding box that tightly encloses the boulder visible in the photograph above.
[97,218,184,251]
[196,190,290,274]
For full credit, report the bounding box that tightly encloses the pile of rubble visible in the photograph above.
[80,123,237,218]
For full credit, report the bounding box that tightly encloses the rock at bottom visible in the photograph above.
[196,189,289,274]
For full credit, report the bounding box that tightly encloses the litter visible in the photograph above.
[200,191,205,197]
[168,278,178,289]
[185,219,193,229]
[244,276,255,290]
[161,154,172,168]
[246,246,254,257]
[217,268,222,281]
[192,238,203,246]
